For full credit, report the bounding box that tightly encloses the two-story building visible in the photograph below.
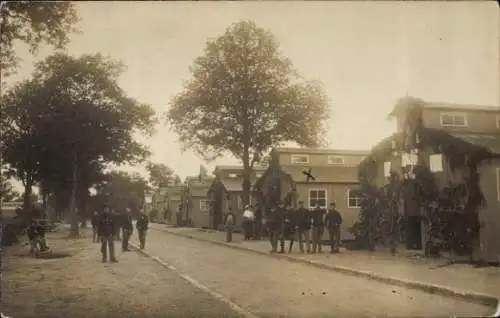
[361,97,500,262]
[255,147,369,241]
[207,165,267,230]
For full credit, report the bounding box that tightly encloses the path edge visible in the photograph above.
[155,227,499,308]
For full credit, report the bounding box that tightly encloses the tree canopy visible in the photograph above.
[0,1,79,76]
[1,53,156,235]
[166,20,330,204]
[145,162,180,188]
[91,170,149,215]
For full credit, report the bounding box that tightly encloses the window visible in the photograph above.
[308,189,327,208]
[200,200,210,211]
[328,156,345,165]
[401,153,417,167]
[440,112,467,127]
[429,154,443,172]
[228,173,240,178]
[383,161,391,177]
[347,189,363,208]
[291,154,309,164]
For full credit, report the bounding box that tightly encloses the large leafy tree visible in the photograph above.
[145,161,179,188]
[92,171,150,216]
[0,1,79,77]
[166,20,330,204]
[1,53,156,236]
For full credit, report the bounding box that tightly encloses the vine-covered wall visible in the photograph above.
[353,101,496,259]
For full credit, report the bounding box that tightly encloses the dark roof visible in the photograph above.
[449,133,500,155]
[388,97,500,118]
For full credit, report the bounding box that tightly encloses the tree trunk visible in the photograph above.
[22,179,34,220]
[68,152,79,238]
[241,148,251,207]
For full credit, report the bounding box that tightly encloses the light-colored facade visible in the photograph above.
[256,147,369,240]
[369,98,500,261]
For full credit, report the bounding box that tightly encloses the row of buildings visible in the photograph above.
[145,97,500,262]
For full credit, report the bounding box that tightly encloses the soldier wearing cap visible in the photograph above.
[325,201,343,253]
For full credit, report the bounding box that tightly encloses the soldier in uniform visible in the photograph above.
[295,201,311,253]
[224,207,236,243]
[311,203,326,253]
[91,211,100,243]
[121,208,133,252]
[136,211,149,249]
[280,204,295,253]
[325,201,343,253]
[98,206,117,263]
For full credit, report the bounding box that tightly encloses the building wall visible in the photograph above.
[295,182,361,240]
[477,159,500,262]
[421,108,500,134]
[189,196,211,228]
[278,152,365,167]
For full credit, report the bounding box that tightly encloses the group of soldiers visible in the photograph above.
[224,200,343,254]
[224,201,342,253]
[90,205,149,263]
[267,201,343,254]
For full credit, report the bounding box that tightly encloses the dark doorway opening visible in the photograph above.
[406,215,422,250]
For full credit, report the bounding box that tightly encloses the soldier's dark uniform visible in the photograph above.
[91,212,100,243]
[295,202,311,253]
[280,206,295,253]
[311,205,326,253]
[136,213,149,249]
[325,202,343,253]
[121,213,133,252]
[98,212,117,263]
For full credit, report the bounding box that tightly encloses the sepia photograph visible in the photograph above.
[1,1,499,317]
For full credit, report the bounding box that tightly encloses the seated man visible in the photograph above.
[27,219,48,255]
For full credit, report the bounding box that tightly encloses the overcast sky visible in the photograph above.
[7,1,499,190]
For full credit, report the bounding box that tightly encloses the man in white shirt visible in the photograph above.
[242,205,255,240]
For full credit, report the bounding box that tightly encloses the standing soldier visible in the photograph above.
[280,204,295,253]
[121,208,133,252]
[136,211,149,249]
[98,206,117,263]
[266,206,278,253]
[254,203,263,240]
[111,209,121,241]
[224,207,235,243]
[295,201,311,253]
[311,203,326,253]
[325,201,343,253]
[91,211,100,243]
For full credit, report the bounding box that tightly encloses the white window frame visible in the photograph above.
[327,155,345,165]
[383,161,392,178]
[291,154,310,165]
[497,168,500,202]
[439,112,468,128]
[347,189,363,209]
[199,199,210,211]
[429,154,444,173]
[308,188,327,209]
